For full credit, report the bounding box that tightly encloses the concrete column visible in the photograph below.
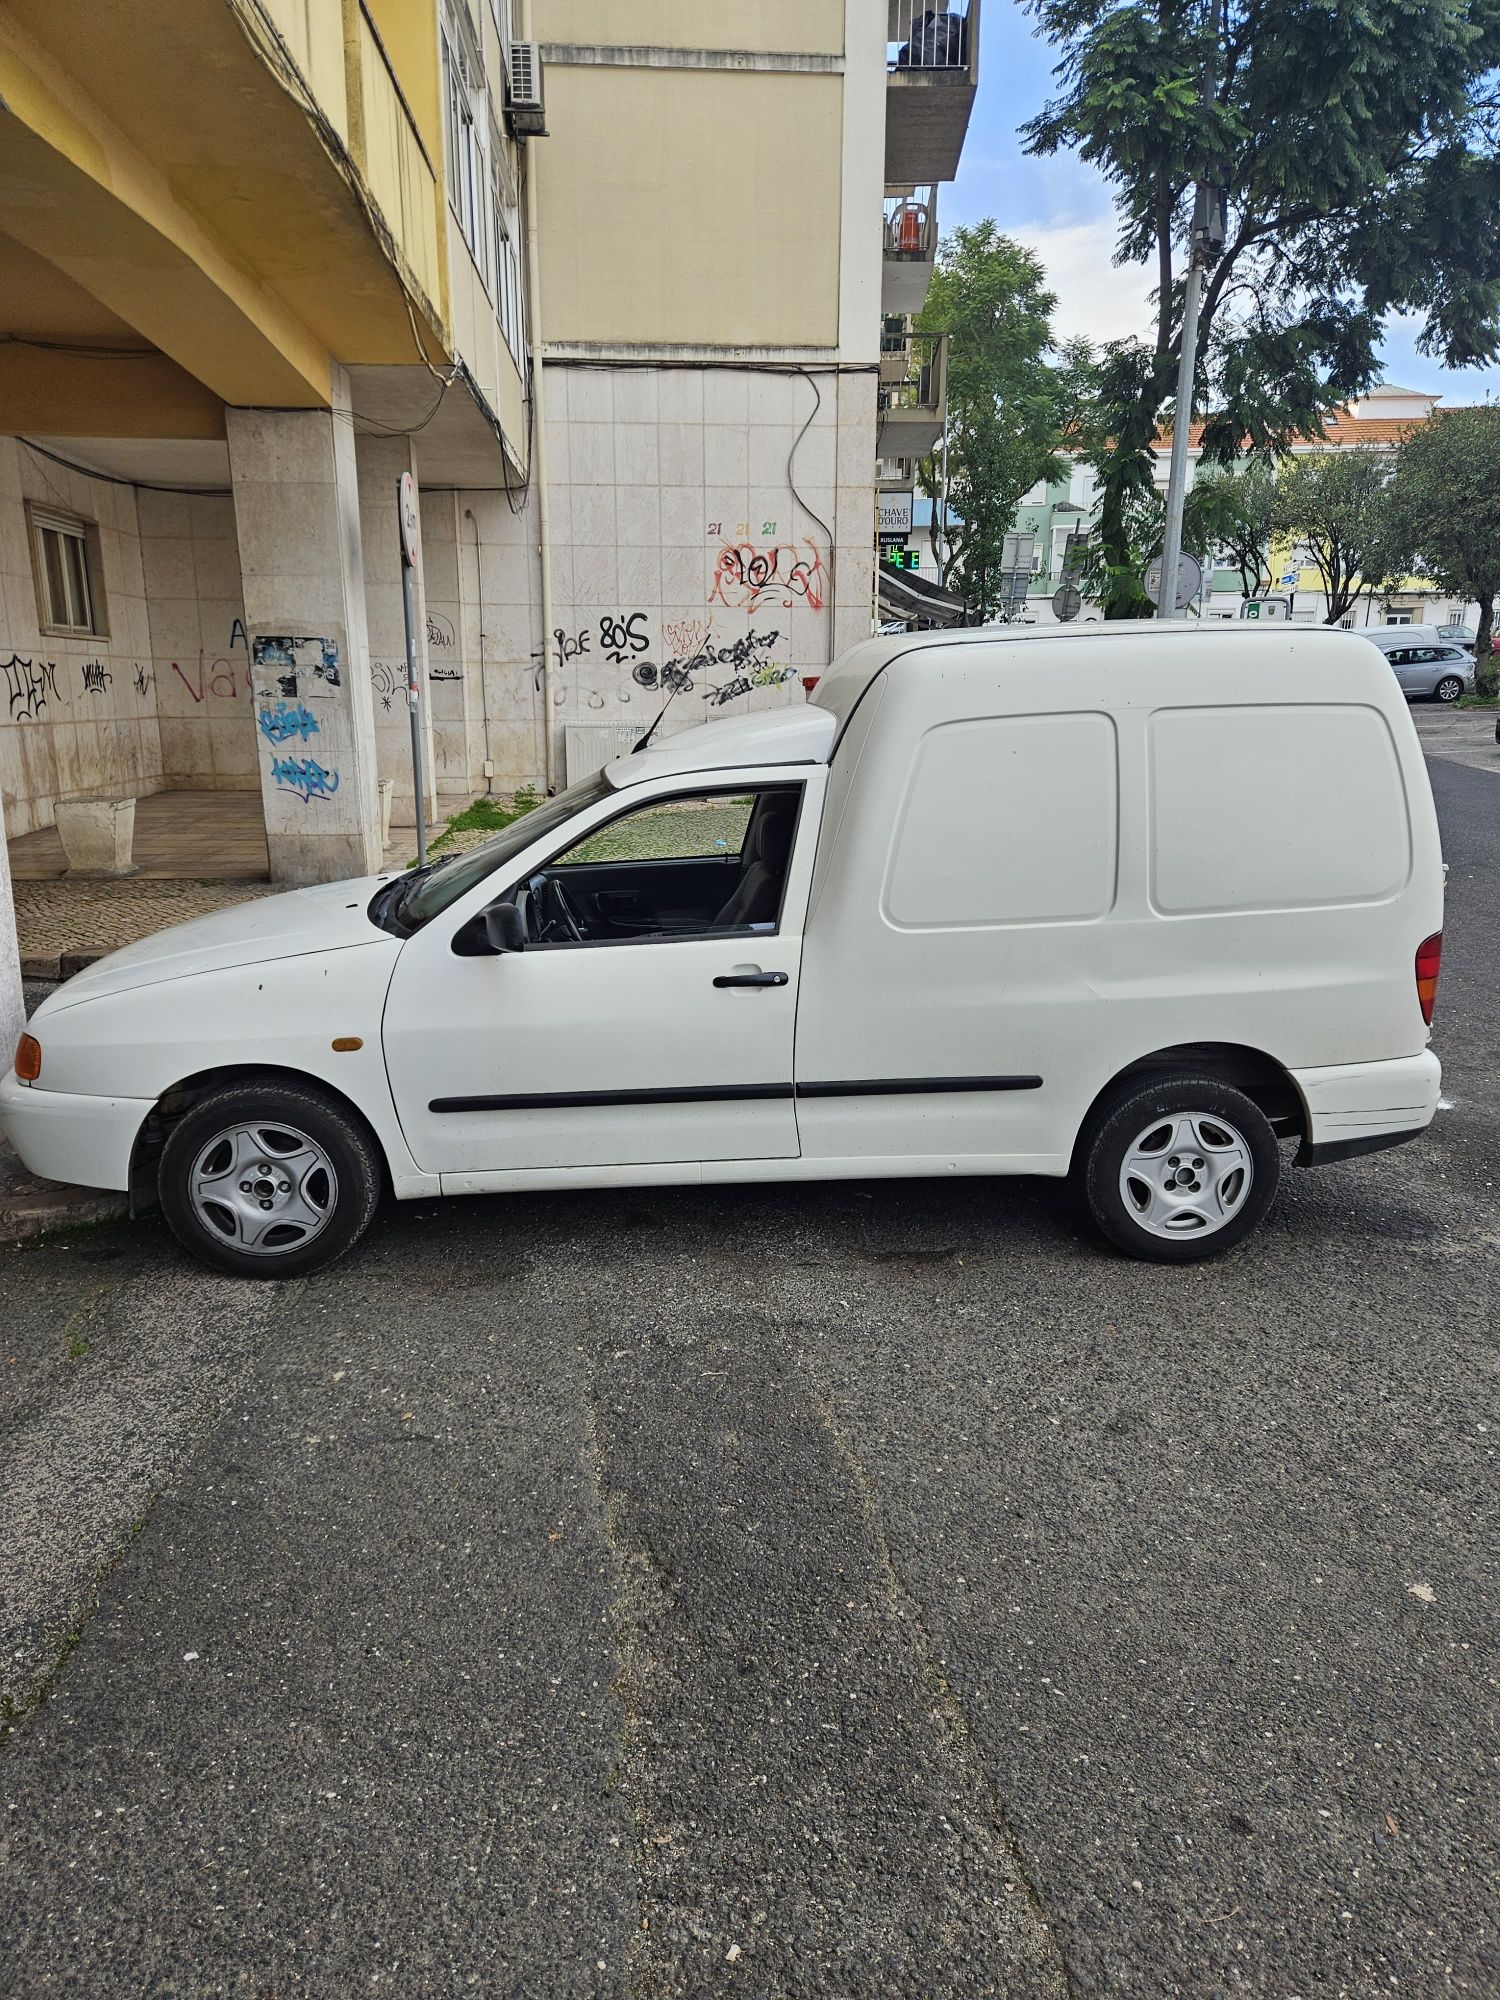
[226,366,383,886]
[355,433,437,825]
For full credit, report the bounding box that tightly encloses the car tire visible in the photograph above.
[159,1078,383,1278]
[1081,1072,1281,1263]
[1434,675,1465,703]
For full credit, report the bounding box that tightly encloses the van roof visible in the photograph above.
[810,618,1373,729]
[603,620,1378,788]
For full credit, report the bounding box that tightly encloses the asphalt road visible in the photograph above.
[2,719,1496,1998]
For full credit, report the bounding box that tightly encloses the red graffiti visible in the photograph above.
[171,651,248,703]
[709,538,826,614]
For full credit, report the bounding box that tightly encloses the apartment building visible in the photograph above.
[0,0,980,927]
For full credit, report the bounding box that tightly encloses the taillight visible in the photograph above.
[14,1033,41,1081]
[1415,932,1443,1025]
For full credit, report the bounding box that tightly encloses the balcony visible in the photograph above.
[876,331,947,459]
[886,0,981,183]
[883,186,938,314]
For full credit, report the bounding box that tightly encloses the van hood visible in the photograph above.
[41,873,399,1012]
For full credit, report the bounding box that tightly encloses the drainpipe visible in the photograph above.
[518,0,555,791]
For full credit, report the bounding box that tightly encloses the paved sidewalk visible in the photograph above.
[14,878,277,982]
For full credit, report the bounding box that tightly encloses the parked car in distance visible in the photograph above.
[1360,625,1473,702]
[2,623,1445,1277]
[1437,623,1476,652]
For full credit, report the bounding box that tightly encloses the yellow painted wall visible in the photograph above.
[256,0,350,140]
[447,213,529,457]
[362,0,442,164]
[535,0,845,55]
[357,10,443,309]
[538,66,843,347]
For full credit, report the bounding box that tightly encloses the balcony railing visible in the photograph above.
[887,0,973,69]
[883,185,938,314]
[876,332,947,459]
[885,1,980,181]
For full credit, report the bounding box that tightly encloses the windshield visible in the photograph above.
[386,771,615,930]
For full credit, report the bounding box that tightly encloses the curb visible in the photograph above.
[0,1137,129,1243]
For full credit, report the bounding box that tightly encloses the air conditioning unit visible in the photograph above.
[507,41,547,136]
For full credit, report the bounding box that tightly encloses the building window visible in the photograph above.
[491,141,526,363]
[442,17,489,283]
[27,504,107,638]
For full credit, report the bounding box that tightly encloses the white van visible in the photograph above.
[2,622,1444,1274]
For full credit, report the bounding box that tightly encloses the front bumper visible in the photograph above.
[0,1071,150,1192]
[1290,1049,1441,1168]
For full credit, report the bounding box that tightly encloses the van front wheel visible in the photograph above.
[1082,1075,1280,1262]
[159,1079,383,1278]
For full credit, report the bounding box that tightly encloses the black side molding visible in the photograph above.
[429,1075,1043,1114]
[430,1083,794,1113]
[796,1075,1042,1099]
[1295,1125,1427,1169]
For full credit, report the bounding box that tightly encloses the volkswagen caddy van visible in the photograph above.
[2,623,1444,1275]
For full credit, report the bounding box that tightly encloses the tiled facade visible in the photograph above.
[0,439,163,839]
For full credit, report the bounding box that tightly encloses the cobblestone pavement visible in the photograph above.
[13,879,277,980]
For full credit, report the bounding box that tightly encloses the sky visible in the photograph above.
[947,1,1500,407]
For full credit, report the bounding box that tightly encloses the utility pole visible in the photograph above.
[1157,183,1225,621]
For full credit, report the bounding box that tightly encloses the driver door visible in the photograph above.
[382,771,821,1181]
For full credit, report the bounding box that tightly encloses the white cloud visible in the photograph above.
[1010,216,1159,349]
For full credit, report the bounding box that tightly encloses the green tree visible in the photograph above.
[1384,405,1500,692]
[915,224,1074,618]
[1023,0,1500,614]
[1182,457,1273,598]
[1271,447,1397,626]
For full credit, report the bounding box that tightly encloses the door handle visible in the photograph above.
[713,971,789,988]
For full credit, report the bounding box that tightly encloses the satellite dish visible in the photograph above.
[1052,583,1082,623]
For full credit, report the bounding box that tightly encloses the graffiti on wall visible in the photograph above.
[134,664,154,699]
[709,538,827,614]
[270,754,340,803]
[2,656,61,722]
[253,638,343,805]
[80,660,112,695]
[426,611,456,652]
[371,662,405,712]
[257,700,320,746]
[171,652,250,705]
[545,610,798,713]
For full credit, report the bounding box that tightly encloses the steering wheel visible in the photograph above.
[544,873,588,942]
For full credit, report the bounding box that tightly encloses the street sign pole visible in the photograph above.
[397,473,426,869]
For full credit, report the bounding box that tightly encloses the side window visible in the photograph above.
[557,793,756,866]
[522,785,803,946]
[1387,649,1411,666]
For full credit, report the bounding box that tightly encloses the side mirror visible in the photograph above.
[483,900,527,954]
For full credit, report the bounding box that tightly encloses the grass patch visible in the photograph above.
[1457,694,1500,709]
[420,787,542,863]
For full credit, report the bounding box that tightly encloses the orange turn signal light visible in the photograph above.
[331,1036,363,1053]
[15,1033,42,1082]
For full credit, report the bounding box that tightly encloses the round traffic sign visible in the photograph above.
[398,471,420,570]
[1052,582,1082,622]
[1144,551,1204,610]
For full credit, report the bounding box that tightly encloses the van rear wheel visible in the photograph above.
[1081,1074,1280,1262]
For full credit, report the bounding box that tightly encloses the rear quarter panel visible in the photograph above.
[795,630,1442,1170]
